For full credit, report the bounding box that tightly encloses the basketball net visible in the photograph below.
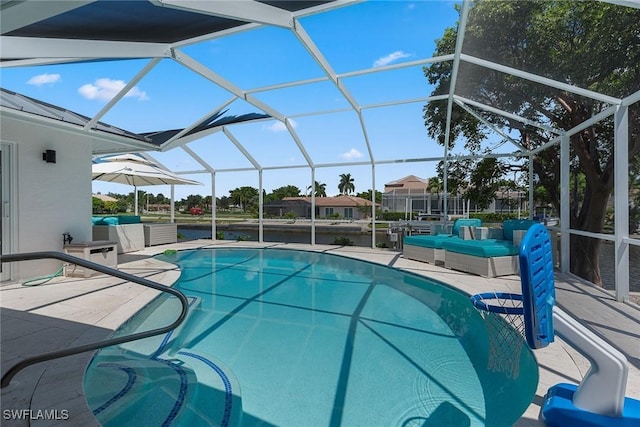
[476,296,526,379]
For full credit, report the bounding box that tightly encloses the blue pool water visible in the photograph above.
[84,248,538,426]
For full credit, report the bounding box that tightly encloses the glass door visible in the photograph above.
[1,143,12,281]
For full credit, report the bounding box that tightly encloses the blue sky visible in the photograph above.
[1,1,472,201]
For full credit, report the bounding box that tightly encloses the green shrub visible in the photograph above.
[381,212,407,221]
[376,242,389,248]
[332,236,355,246]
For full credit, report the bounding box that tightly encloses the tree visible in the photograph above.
[155,193,170,204]
[268,185,302,202]
[434,158,477,214]
[115,197,129,213]
[218,195,231,210]
[103,200,118,214]
[427,176,442,194]
[427,175,443,212]
[307,181,327,197]
[436,159,473,197]
[203,196,212,212]
[356,189,382,204]
[183,194,204,211]
[136,190,147,214]
[229,186,259,211]
[423,1,640,285]
[354,189,382,219]
[338,173,355,195]
[467,158,508,210]
[92,197,105,214]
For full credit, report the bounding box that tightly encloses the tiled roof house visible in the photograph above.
[265,195,376,219]
[384,175,430,194]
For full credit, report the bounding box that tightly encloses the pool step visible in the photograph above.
[168,349,243,427]
[86,348,242,426]
[86,355,196,426]
[116,295,201,358]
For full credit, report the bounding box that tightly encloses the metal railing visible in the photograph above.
[1,251,189,388]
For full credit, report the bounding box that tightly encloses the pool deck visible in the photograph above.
[1,239,639,426]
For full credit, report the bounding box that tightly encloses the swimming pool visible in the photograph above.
[84,248,538,426]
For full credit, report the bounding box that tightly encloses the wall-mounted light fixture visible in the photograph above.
[42,149,56,163]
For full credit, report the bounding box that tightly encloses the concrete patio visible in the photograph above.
[1,239,639,426]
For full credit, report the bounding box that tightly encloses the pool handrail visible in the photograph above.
[0,251,189,389]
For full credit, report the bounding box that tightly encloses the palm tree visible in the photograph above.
[427,176,443,213]
[338,173,355,195]
[229,186,259,211]
[307,181,327,197]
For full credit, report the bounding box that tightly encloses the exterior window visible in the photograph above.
[344,207,353,218]
[325,207,334,216]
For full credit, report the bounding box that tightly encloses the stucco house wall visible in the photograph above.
[266,196,375,220]
[317,205,363,220]
[1,115,92,281]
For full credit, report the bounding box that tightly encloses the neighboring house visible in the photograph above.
[382,175,439,214]
[382,175,528,216]
[265,195,376,220]
[264,198,313,218]
[492,186,528,215]
[384,175,430,193]
[92,193,118,202]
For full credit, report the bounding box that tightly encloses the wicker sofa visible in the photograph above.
[441,219,537,278]
[92,216,145,254]
[403,218,482,265]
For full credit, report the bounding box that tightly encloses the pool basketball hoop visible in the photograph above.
[472,223,640,427]
[471,223,557,382]
[470,292,526,379]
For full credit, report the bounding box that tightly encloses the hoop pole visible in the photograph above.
[551,305,628,417]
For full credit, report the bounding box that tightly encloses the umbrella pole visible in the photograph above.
[170,185,175,223]
[134,186,138,216]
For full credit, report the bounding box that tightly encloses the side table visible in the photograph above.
[63,240,118,278]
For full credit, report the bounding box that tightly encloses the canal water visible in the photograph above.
[178,225,397,247]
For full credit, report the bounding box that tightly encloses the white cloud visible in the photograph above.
[341,148,363,160]
[373,50,412,68]
[265,119,296,132]
[78,78,148,101]
[27,73,61,86]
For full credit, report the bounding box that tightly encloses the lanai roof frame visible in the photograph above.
[1,0,639,300]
